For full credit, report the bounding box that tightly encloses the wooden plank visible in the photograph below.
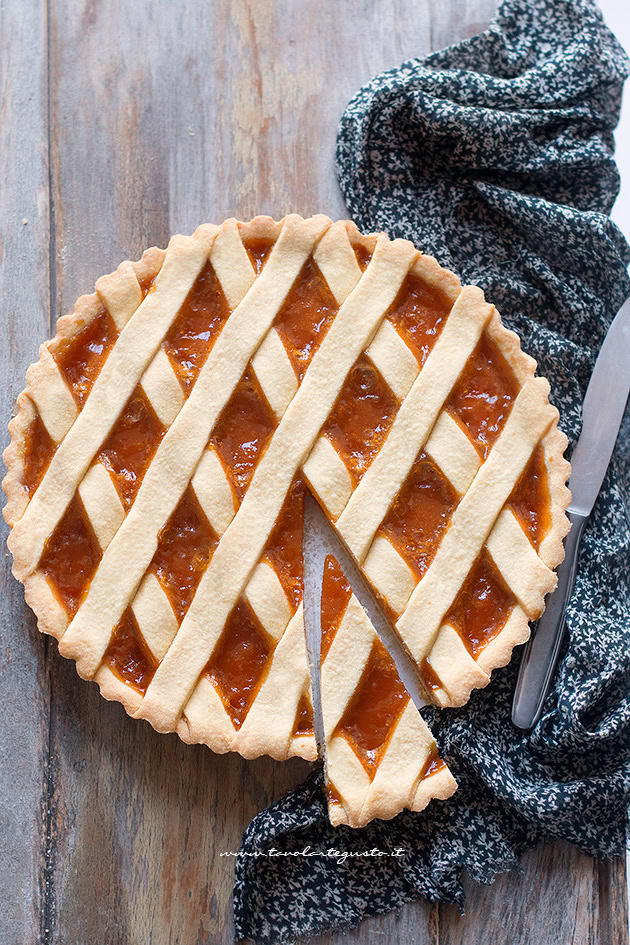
[313,901,438,945]
[598,854,629,945]
[0,2,52,944]
[47,673,310,944]
[439,841,628,945]
[429,0,498,51]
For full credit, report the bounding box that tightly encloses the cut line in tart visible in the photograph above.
[3,215,571,823]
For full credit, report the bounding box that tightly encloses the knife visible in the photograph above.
[302,494,427,751]
[512,295,630,729]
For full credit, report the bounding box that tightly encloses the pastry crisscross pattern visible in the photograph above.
[320,557,457,827]
[5,214,570,766]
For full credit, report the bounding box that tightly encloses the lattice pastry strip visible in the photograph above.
[5,217,315,760]
[9,229,220,579]
[178,605,315,761]
[320,557,456,828]
[3,244,175,641]
[400,379,556,644]
[145,221,376,757]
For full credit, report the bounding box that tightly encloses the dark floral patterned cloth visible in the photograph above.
[233,1,630,941]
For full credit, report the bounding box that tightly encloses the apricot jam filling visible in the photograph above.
[273,258,338,381]
[262,477,304,611]
[445,548,516,656]
[327,781,343,806]
[162,259,230,395]
[353,244,373,271]
[210,368,276,501]
[337,637,408,777]
[40,495,101,616]
[138,273,158,297]
[23,411,56,497]
[103,608,157,694]
[53,309,118,408]
[420,658,443,693]
[323,354,398,485]
[150,485,218,622]
[320,555,352,661]
[508,444,551,549]
[447,334,519,457]
[423,748,446,778]
[205,599,273,729]
[387,273,452,367]
[379,451,459,579]
[98,386,165,510]
[242,237,275,275]
[292,692,314,738]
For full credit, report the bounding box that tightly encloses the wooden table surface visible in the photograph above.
[1,1,627,943]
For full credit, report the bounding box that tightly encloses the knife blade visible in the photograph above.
[512,294,630,729]
[566,297,630,515]
[302,494,427,752]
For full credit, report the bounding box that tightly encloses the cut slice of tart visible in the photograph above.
[3,214,570,766]
[319,555,456,828]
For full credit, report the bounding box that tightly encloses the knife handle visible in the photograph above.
[511,508,588,730]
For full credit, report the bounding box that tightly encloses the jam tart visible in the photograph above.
[3,215,570,824]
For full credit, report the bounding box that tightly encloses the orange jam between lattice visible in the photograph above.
[150,485,218,622]
[353,244,373,271]
[22,411,56,497]
[420,658,443,694]
[326,781,344,806]
[262,477,305,611]
[138,273,157,297]
[273,258,338,380]
[205,599,272,729]
[447,334,519,457]
[53,309,118,407]
[162,259,230,394]
[423,748,446,778]
[323,557,408,776]
[419,550,516,694]
[508,444,551,549]
[210,369,276,501]
[323,355,398,485]
[98,386,165,510]
[379,450,459,580]
[320,555,352,661]
[387,273,452,366]
[292,692,314,738]
[445,548,516,656]
[40,495,101,616]
[337,637,408,777]
[242,237,275,275]
[104,608,157,693]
